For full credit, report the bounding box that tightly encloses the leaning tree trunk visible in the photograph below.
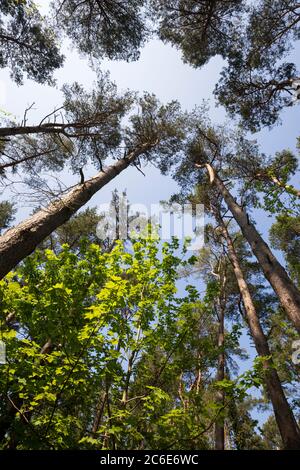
[218,214,300,450]
[0,145,150,279]
[199,163,300,334]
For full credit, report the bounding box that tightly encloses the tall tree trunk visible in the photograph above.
[0,145,150,279]
[218,214,300,450]
[200,163,300,334]
[214,294,225,450]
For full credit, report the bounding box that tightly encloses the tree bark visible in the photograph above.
[0,338,54,447]
[200,163,300,334]
[0,125,64,138]
[0,145,150,279]
[218,214,300,450]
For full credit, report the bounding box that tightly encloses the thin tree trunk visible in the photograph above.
[199,163,300,334]
[0,145,150,279]
[218,214,300,450]
[91,391,108,438]
[214,301,225,450]
[92,338,122,440]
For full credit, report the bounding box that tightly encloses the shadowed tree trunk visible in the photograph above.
[198,162,300,334]
[217,212,300,450]
[0,339,54,448]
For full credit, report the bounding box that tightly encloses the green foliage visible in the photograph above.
[0,0,299,453]
[215,356,272,402]
[52,0,147,62]
[0,200,15,233]
[0,0,63,84]
[150,1,244,67]
[0,231,265,450]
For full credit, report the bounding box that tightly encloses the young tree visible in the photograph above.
[0,234,213,449]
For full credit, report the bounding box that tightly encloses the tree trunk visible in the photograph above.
[91,391,108,438]
[218,214,300,450]
[201,163,300,334]
[215,298,225,450]
[0,145,149,279]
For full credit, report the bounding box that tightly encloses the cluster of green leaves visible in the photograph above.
[0,235,210,449]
